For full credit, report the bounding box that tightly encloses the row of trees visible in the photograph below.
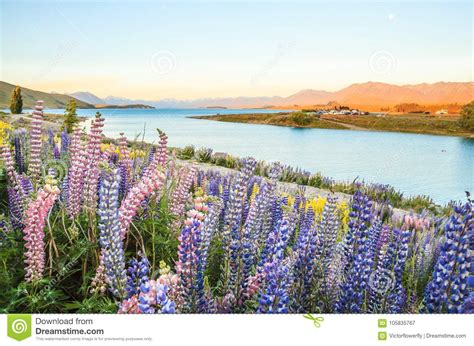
[8,86,78,132]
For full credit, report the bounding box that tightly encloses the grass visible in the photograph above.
[193,112,474,137]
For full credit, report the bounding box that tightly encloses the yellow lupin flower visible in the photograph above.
[0,120,12,146]
[337,200,350,230]
[130,149,146,159]
[286,195,295,207]
[250,183,260,201]
[307,196,327,219]
[100,143,111,152]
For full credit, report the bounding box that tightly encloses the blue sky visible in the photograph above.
[0,1,472,99]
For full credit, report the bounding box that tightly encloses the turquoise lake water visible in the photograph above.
[45,108,473,204]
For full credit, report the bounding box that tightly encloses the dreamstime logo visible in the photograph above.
[368,50,396,75]
[42,159,68,182]
[368,269,395,294]
[12,319,28,334]
[251,40,295,85]
[150,50,178,75]
[7,314,32,341]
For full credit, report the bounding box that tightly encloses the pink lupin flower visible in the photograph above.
[23,183,60,282]
[169,166,197,231]
[118,133,130,160]
[119,169,166,240]
[1,145,25,194]
[67,127,88,218]
[118,295,141,314]
[90,248,108,295]
[143,130,168,180]
[28,100,44,182]
[156,272,182,309]
[101,143,116,162]
[1,145,31,225]
[1,145,16,180]
[83,113,105,210]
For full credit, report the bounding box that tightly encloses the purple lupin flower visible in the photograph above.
[386,228,412,313]
[423,200,472,313]
[126,254,150,298]
[257,255,295,314]
[97,165,127,298]
[224,158,256,293]
[28,100,43,182]
[292,206,317,312]
[60,128,69,157]
[260,162,282,244]
[316,195,340,272]
[196,199,221,312]
[238,188,266,304]
[13,129,26,174]
[175,199,207,312]
[335,190,373,313]
[138,281,175,314]
[7,187,24,230]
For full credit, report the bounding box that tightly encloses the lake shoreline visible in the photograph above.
[191,112,474,138]
[2,108,471,204]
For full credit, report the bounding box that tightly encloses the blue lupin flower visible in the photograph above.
[126,254,150,298]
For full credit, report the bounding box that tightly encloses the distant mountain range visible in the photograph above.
[70,81,474,110]
[2,80,472,111]
[66,91,105,105]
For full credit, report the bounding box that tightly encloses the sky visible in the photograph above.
[0,0,472,100]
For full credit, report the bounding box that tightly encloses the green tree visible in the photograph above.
[64,99,78,133]
[290,111,313,126]
[459,101,474,131]
[9,86,23,114]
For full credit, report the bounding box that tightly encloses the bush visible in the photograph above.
[195,147,213,163]
[177,145,195,159]
[459,101,474,131]
[290,112,313,126]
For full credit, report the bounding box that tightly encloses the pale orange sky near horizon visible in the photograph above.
[1,1,472,100]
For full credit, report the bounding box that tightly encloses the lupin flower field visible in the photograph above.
[0,100,472,314]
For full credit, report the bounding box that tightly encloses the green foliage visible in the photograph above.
[308,173,329,189]
[459,101,474,131]
[195,147,213,163]
[64,100,79,133]
[205,237,224,290]
[177,145,195,160]
[290,111,313,126]
[398,194,437,214]
[9,86,23,114]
